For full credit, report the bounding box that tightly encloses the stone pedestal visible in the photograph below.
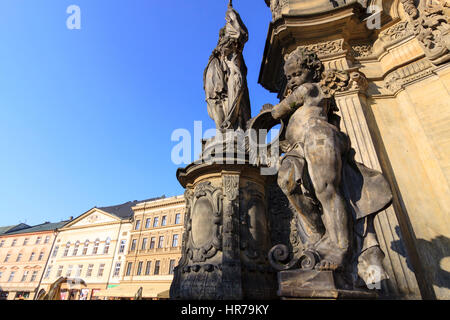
[278,270,377,300]
[170,158,277,300]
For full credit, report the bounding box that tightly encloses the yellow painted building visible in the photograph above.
[98,195,185,299]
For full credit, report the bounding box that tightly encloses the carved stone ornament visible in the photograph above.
[265,0,288,21]
[185,182,223,263]
[351,43,373,58]
[299,39,347,57]
[379,21,414,43]
[223,175,239,201]
[384,59,435,94]
[401,0,450,65]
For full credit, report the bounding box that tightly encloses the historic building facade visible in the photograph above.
[37,200,145,300]
[0,222,68,300]
[261,0,450,299]
[102,196,185,299]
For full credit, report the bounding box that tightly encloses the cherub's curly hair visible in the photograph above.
[284,47,324,83]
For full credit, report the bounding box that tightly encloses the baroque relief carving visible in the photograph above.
[223,175,239,201]
[401,0,450,64]
[350,43,374,58]
[379,21,414,43]
[265,0,288,21]
[384,59,435,93]
[298,39,347,57]
[184,182,223,263]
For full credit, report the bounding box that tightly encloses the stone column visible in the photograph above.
[334,72,422,299]
[221,173,243,299]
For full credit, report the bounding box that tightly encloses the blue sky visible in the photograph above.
[0,0,278,226]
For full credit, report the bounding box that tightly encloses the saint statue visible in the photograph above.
[203,1,251,130]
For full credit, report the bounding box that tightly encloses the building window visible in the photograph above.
[150,237,156,249]
[4,253,11,262]
[0,271,3,279]
[76,265,83,277]
[161,216,167,226]
[92,239,100,255]
[44,236,50,244]
[44,266,52,279]
[136,261,143,276]
[56,266,63,277]
[16,253,23,262]
[130,239,137,251]
[82,240,89,255]
[113,262,121,277]
[169,259,176,275]
[21,271,29,282]
[175,213,181,224]
[38,251,45,261]
[104,238,111,254]
[145,261,152,275]
[119,240,126,253]
[98,264,105,277]
[145,218,151,228]
[158,236,164,249]
[23,238,29,246]
[73,242,80,256]
[66,265,73,277]
[52,246,59,258]
[63,242,71,257]
[153,217,159,227]
[135,220,141,230]
[11,239,17,247]
[30,271,38,282]
[126,262,133,276]
[86,264,94,277]
[154,260,160,275]
[0,240,4,248]
[35,237,42,244]
[141,238,148,250]
[29,252,35,261]
[172,234,179,247]
[8,271,15,282]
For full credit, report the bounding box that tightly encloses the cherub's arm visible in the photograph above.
[271,86,306,120]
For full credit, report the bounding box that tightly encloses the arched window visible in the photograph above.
[103,238,111,254]
[73,241,80,256]
[63,242,71,257]
[38,251,45,261]
[92,239,100,255]
[29,252,35,261]
[82,240,89,255]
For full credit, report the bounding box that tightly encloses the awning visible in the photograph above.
[94,283,171,299]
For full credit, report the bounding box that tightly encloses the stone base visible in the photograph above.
[278,270,378,300]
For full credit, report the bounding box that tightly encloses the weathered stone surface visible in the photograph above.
[204,2,251,130]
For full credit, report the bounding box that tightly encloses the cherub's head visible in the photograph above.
[284,48,324,92]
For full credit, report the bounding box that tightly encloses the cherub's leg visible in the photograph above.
[305,133,350,270]
[278,157,324,243]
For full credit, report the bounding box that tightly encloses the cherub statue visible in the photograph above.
[270,47,392,288]
[203,1,251,130]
